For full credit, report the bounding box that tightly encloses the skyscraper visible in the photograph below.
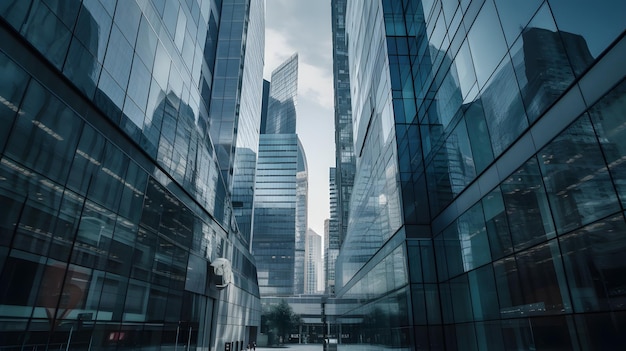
[331,0,356,248]
[252,54,308,297]
[335,0,626,349]
[0,0,263,349]
[305,228,323,295]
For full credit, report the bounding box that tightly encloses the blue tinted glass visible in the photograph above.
[588,80,626,207]
[64,38,101,98]
[480,57,528,155]
[467,0,507,87]
[493,0,542,45]
[77,0,112,61]
[510,3,575,123]
[21,1,71,69]
[548,0,626,74]
[0,53,30,150]
[102,24,133,89]
[539,115,620,234]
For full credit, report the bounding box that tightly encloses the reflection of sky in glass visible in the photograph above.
[468,0,507,88]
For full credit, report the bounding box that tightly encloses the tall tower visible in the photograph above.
[331,0,356,249]
[252,54,308,296]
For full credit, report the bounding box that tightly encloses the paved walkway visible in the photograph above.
[255,344,323,351]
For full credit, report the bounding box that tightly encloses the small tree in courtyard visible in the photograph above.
[264,299,302,345]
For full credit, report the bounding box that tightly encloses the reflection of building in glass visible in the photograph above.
[0,0,263,349]
[252,54,308,297]
[334,0,626,349]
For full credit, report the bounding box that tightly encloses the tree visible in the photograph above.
[263,299,302,345]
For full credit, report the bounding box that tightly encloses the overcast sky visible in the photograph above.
[264,0,335,237]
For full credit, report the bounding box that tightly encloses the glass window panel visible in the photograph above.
[5,81,81,184]
[501,157,556,251]
[450,274,473,323]
[123,279,149,320]
[510,3,576,123]
[0,1,32,30]
[52,263,94,322]
[464,101,493,174]
[467,0,507,87]
[102,24,133,89]
[457,202,490,271]
[67,123,105,195]
[0,52,30,150]
[516,240,572,315]
[493,256,524,318]
[0,252,43,318]
[588,79,626,207]
[539,115,620,234]
[117,160,147,223]
[113,0,141,46]
[11,196,60,256]
[454,41,477,100]
[21,1,71,69]
[528,315,576,350]
[88,142,128,211]
[443,223,464,278]
[482,187,513,260]
[127,55,151,111]
[0,188,24,246]
[96,272,128,321]
[548,0,626,75]
[136,15,158,68]
[77,0,112,62]
[49,190,85,262]
[63,37,101,98]
[95,68,124,123]
[106,216,137,276]
[132,227,156,281]
[493,0,543,45]
[42,0,80,28]
[560,214,626,313]
[71,200,115,269]
[468,264,499,321]
[480,56,528,155]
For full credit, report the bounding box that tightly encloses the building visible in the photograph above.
[305,228,323,295]
[216,0,265,247]
[252,54,309,296]
[0,0,263,349]
[335,0,626,349]
[331,0,356,248]
[326,167,340,294]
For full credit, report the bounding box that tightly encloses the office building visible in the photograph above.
[331,0,356,248]
[252,54,309,296]
[305,228,323,295]
[326,167,339,294]
[335,0,626,349]
[0,0,263,349]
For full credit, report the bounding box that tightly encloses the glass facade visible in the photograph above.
[305,228,323,295]
[252,134,299,296]
[326,167,340,294]
[252,54,309,297]
[0,0,261,349]
[336,0,626,350]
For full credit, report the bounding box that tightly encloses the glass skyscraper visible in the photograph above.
[335,0,626,349]
[331,0,356,250]
[0,0,262,349]
[252,54,309,297]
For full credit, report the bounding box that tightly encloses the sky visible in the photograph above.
[264,0,335,236]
